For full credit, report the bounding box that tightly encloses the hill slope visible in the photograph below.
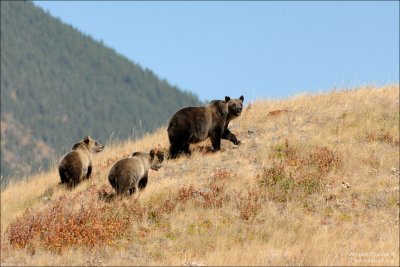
[0,1,200,181]
[1,85,399,266]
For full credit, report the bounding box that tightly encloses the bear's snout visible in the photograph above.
[96,144,105,152]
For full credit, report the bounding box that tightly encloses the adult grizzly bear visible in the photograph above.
[108,149,164,198]
[167,95,244,159]
[59,136,104,188]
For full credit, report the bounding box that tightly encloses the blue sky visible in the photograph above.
[33,1,399,102]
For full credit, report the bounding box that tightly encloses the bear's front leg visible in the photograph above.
[222,128,241,145]
[138,176,148,190]
[85,165,92,180]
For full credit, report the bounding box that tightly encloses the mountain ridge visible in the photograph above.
[0,1,200,182]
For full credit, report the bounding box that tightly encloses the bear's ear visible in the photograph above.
[132,152,141,157]
[84,136,90,144]
[225,96,231,102]
[239,95,244,101]
[150,149,155,158]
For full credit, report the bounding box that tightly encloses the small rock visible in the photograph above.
[341,181,351,189]
[336,199,346,206]
[270,136,279,142]
[369,168,378,174]
[390,168,399,176]
[267,127,278,132]
[198,188,211,194]
[297,135,306,142]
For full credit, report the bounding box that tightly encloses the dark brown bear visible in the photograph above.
[108,149,164,198]
[167,95,244,158]
[58,136,104,188]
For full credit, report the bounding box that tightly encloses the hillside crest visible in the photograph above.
[1,85,399,266]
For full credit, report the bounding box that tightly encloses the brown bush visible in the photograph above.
[295,169,323,196]
[7,186,143,252]
[269,139,299,166]
[147,197,177,223]
[258,162,286,188]
[307,146,342,175]
[257,163,295,202]
[175,183,227,209]
[365,131,399,145]
[176,185,196,203]
[175,169,232,208]
[213,169,231,180]
[237,188,264,221]
[259,145,343,202]
[193,182,227,208]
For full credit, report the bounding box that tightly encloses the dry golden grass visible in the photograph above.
[1,85,399,266]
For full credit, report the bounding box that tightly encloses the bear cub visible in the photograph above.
[167,95,244,158]
[59,136,104,188]
[108,149,164,198]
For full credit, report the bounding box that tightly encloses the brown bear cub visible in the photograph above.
[58,136,104,188]
[167,95,244,158]
[108,149,164,198]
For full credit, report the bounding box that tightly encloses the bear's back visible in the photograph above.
[59,151,84,181]
[109,157,145,182]
[60,151,82,169]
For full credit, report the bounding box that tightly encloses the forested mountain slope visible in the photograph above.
[0,1,200,183]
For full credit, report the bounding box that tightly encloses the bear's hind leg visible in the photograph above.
[210,129,222,151]
[182,143,191,155]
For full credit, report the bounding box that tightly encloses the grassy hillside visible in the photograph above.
[1,85,399,266]
[0,1,200,181]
